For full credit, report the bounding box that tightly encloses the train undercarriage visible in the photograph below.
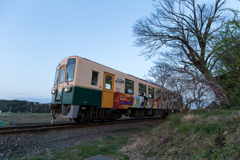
[50,104,175,123]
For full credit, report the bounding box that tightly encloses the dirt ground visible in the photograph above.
[0,113,70,125]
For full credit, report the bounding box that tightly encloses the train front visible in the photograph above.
[50,56,78,119]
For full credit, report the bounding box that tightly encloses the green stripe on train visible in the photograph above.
[51,86,102,108]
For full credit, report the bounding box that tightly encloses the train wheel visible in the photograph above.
[73,116,81,123]
[52,109,59,119]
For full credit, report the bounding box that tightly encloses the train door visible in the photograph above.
[56,66,66,102]
[101,72,115,108]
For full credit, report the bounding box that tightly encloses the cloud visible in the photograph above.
[18,93,25,95]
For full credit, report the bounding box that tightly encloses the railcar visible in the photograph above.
[50,56,180,123]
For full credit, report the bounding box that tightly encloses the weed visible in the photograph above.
[179,122,193,133]
[28,133,130,160]
[167,114,182,126]
[76,135,129,160]
[142,126,154,134]
[14,149,22,154]
[30,157,44,160]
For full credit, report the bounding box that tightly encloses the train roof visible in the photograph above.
[74,56,170,92]
[81,57,147,81]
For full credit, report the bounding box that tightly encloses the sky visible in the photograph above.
[0,0,239,103]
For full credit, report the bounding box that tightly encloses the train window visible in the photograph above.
[65,58,76,82]
[163,93,166,101]
[59,68,65,84]
[54,64,60,85]
[156,89,161,100]
[91,71,98,86]
[125,79,134,94]
[173,94,176,99]
[105,75,112,90]
[148,87,154,98]
[139,83,146,96]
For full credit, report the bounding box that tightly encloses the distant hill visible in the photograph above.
[0,99,50,113]
[11,97,51,103]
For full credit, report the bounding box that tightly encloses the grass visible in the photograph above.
[0,113,68,125]
[75,135,129,159]
[0,113,51,117]
[0,113,51,126]
[123,109,240,159]
[27,133,136,160]
[26,125,158,160]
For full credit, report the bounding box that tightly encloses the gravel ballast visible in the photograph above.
[0,119,165,159]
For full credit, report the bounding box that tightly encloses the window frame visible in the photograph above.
[139,83,146,96]
[125,79,134,95]
[105,75,112,90]
[168,94,171,101]
[59,68,65,84]
[91,71,99,86]
[148,86,154,98]
[163,92,167,101]
[156,89,161,100]
[65,58,76,82]
[54,64,60,85]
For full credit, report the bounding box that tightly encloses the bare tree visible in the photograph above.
[146,61,174,88]
[133,0,228,103]
[170,70,211,110]
[146,62,215,111]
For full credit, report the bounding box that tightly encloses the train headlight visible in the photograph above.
[51,89,56,94]
[65,87,72,92]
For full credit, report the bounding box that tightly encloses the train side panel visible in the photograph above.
[113,92,168,109]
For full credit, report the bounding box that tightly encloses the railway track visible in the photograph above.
[0,117,165,135]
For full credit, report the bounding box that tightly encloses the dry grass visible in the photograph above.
[231,110,240,119]
[120,109,240,159]
[120,137,142,152]
[0,113,69,125]
[204,115,218,124]
[182,114,198,122]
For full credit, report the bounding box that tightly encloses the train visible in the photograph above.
[49,56,181,123]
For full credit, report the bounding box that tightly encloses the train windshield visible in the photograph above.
[54,64,60,85]
[65,58,76,82]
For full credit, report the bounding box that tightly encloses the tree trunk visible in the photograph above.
[201,68,229,104]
